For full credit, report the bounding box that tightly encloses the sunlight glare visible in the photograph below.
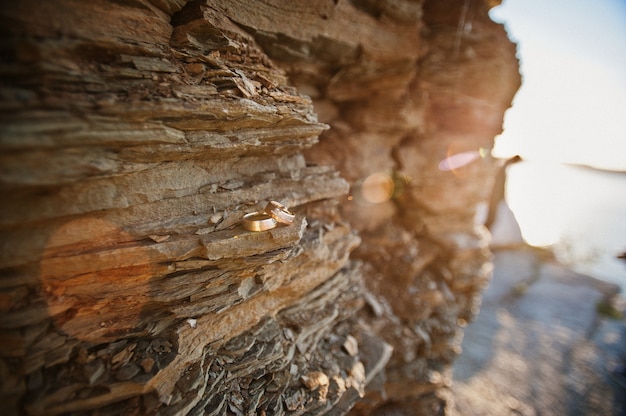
[490,0,626,172]
[361,172,395,204]
[438,151,481,172]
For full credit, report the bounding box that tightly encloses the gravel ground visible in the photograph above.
[451,247,626,416]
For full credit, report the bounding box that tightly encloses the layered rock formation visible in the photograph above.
[0,0,520,414]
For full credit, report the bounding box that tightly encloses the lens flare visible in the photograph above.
[361,172,395,204]
[438,150,481,172]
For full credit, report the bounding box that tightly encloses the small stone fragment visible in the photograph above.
[111,343,136,368]
[115,363,140,381]
[149,339,172,354]
[219,180,244,190]
[283,328,295,341]
[140,358,155,373]
[347,362,366,396]
[83,359,105,385]
[283,389,305,411]
[209,213,223,224]
[342,334,358,357]
[237,277,256,299]
[329,375,346,398]
[363,291,384,317]
[148,234,170,243]
[301,371,329,391]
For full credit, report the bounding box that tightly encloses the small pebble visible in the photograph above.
[301,371,329,390]
[342,335,359,357]
[140,358,155,373]
[116,363,140,381]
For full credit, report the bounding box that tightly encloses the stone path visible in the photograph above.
[451,247,626,416]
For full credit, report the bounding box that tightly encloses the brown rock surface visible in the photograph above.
[0,0,520,414]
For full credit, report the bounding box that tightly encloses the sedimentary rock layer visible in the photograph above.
[0,0,520,414]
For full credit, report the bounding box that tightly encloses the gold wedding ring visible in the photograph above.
[242,212,277,232]
[265,201,296,225]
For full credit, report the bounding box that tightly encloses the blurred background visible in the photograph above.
[489,0,626,290]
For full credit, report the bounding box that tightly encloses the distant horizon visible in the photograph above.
[496,156,626,174]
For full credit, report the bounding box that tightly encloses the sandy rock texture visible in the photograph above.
[0,0,520,414]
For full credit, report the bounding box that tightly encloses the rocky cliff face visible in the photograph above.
[0,0,520,414]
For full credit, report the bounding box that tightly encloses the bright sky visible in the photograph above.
[490,0,626,171]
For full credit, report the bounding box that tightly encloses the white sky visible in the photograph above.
[490,0,626,171]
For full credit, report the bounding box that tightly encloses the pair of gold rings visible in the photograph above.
[242,201,296,232]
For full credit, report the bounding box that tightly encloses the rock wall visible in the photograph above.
[0,0,520,415]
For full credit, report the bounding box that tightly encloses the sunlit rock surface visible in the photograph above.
[0,0,520,414]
